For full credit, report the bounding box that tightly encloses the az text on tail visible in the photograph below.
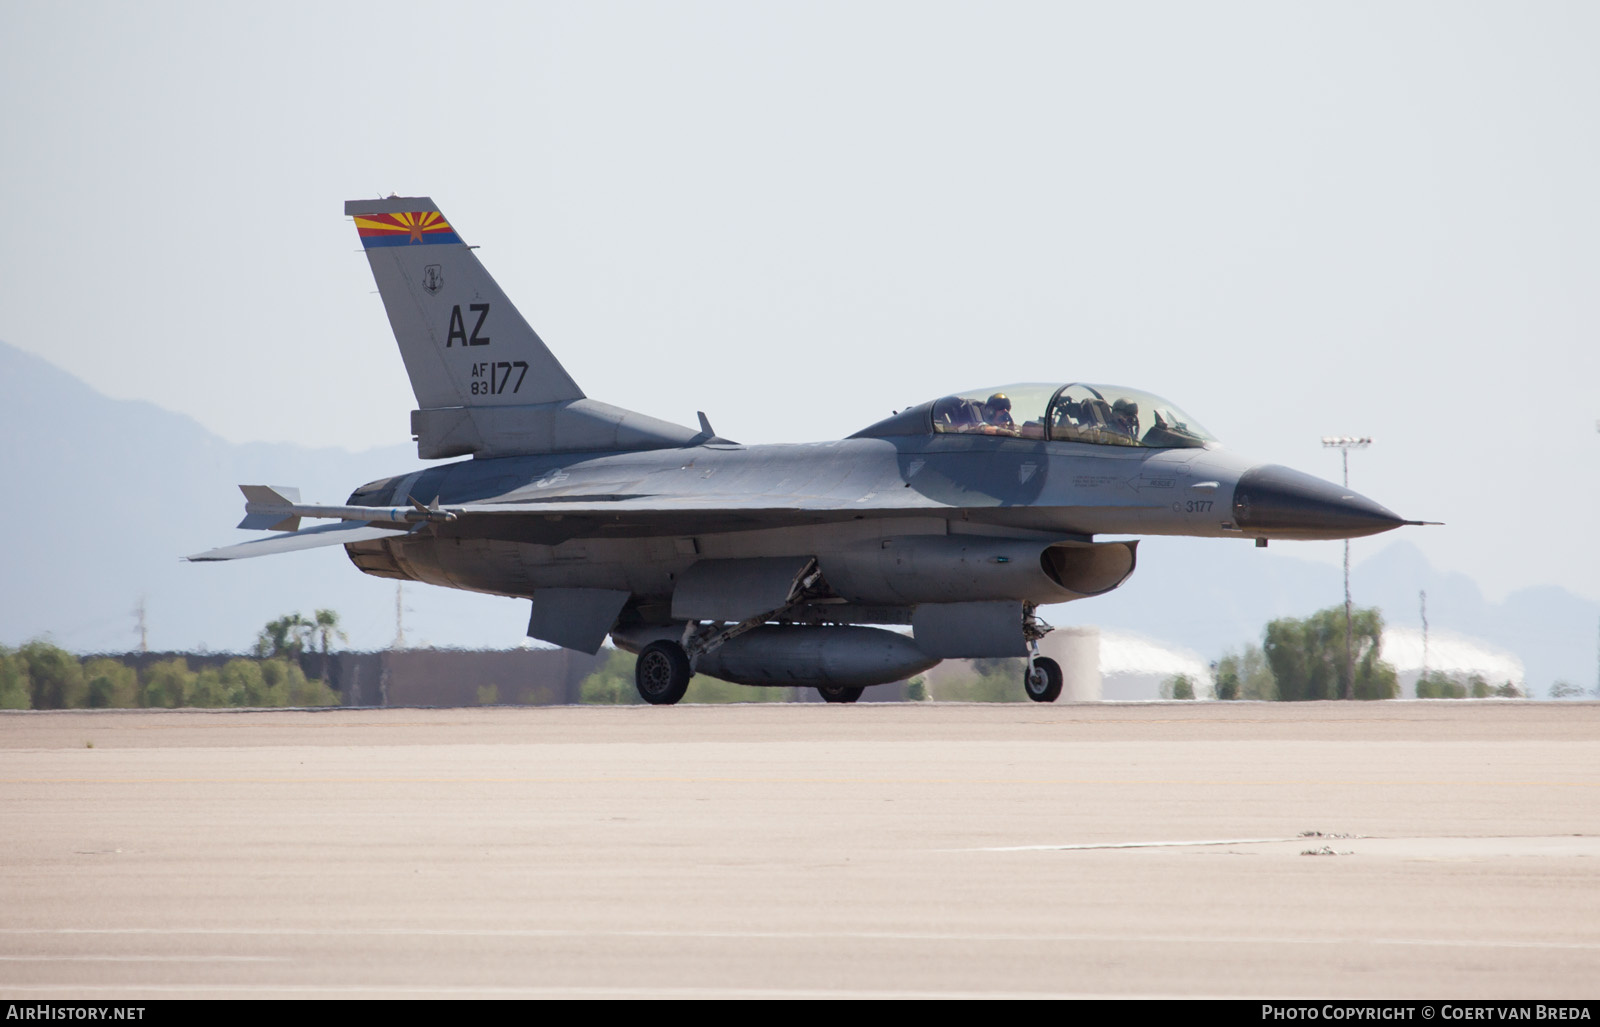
[347,196,702,459]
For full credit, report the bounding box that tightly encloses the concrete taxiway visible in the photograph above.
[1,701,1597,999]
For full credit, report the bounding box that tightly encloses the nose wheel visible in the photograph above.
[1024,657,1063,703]
[817,684,864,703]
[635,640,693,705]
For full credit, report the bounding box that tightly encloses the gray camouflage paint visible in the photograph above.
[193,196,1418,676]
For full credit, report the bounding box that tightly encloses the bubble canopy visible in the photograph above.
[857,383,1218,449]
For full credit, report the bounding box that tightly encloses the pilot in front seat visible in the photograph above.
[982,393,1017,435]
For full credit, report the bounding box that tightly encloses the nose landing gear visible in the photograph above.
[1024,656,1063,703]
[1021,602,1061,702]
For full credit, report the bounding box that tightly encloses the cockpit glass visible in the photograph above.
[930,384,1059,439]
[926,382,1216,448]
[1047,384,1215,448]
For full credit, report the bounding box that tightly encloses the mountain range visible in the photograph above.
[2,338,1594,693]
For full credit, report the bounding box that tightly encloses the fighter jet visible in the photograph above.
[191,196,1425,704]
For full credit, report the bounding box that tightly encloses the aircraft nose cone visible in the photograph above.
[1233,464,1406,540]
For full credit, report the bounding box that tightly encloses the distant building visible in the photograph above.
[1095,630,1215,700]
[88,647,608,707]
[327,647,607,706]
[925,629,1217,701]
[1379,627,1525,697]
[1040,626,1103,700]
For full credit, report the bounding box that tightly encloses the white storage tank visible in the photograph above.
[1040,625,1102,701]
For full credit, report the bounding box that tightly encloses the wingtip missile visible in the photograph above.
[236,485,303,531]
[233,484,458,533]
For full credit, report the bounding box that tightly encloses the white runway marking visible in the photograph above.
[2,927,1596,951]
[955,834,1600,857]
[0,955,282,963]
[953,836,1303,852]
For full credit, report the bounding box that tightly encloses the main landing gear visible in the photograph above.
[632,638,870,705]
[633,562,825,706]
[635,640,692,705]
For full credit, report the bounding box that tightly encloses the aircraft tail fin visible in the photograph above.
[346,197,583,413]
[346,197,700,460]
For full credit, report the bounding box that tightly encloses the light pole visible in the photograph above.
[1420,589,1428,695]
[1323,435,1372,700]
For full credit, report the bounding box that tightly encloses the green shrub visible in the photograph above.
[263,659,339,706]
[1263,607,1398,701]
[928,658,1026,702]
[1214,645,1277,700]
[1416,671,1522,699]
[141,658,195,708]
[19,641,87,709]
[83,658,139,709]
[188,667,240,707]
[0,650,31,709]
[1416,671,1464,698]
[219,659,268,705]
[580,649,643,704]
[1161,673,1196,700]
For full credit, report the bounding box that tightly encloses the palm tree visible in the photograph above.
[311,609,346,681]
[255,612,313,660]
[312,609,346,656]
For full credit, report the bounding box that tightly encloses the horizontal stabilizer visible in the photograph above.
[187,521,411,562]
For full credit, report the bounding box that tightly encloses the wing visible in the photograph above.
[187,521,414,562]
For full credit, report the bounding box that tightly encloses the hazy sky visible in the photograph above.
[3,1,1596,603]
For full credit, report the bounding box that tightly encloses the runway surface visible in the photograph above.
[2,701,1597,999]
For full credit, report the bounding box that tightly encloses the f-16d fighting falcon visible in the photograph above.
[192,196,1426,704]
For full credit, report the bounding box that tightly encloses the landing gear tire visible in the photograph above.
[818,684,865,704]
[636,640,693,705]
[1024,657,1063,703]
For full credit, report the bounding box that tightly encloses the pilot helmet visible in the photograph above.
[986,393,1012,412]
